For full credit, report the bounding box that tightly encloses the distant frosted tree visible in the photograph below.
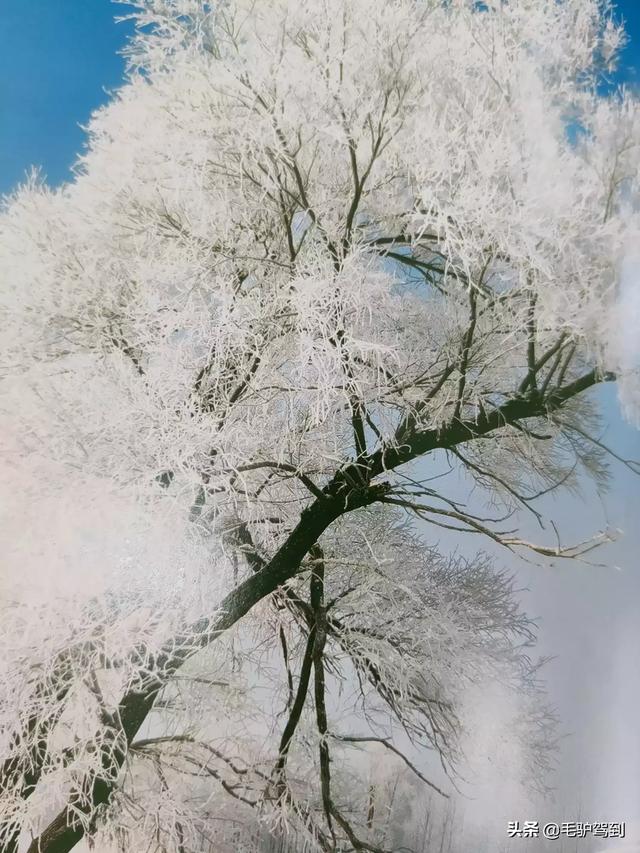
[1,0,638,851]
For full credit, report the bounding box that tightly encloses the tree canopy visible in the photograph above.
[1,1,638,851]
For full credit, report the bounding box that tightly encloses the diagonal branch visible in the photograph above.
[329,734,449,799]
[23,366,615,853]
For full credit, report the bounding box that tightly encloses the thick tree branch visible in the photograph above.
[23,366,614,852]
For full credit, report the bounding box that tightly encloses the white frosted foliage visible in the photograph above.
[1,1,638,851]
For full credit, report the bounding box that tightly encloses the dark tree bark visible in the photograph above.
[22,367,614,853]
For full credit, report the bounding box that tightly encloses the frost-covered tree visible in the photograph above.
[1,0,639,851]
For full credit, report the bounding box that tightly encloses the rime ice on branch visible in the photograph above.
[0,0,638,851]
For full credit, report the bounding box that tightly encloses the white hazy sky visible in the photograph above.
[416,380,640,844]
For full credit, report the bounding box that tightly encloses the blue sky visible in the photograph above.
[0,2,137,193]
[1,0,640,194]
